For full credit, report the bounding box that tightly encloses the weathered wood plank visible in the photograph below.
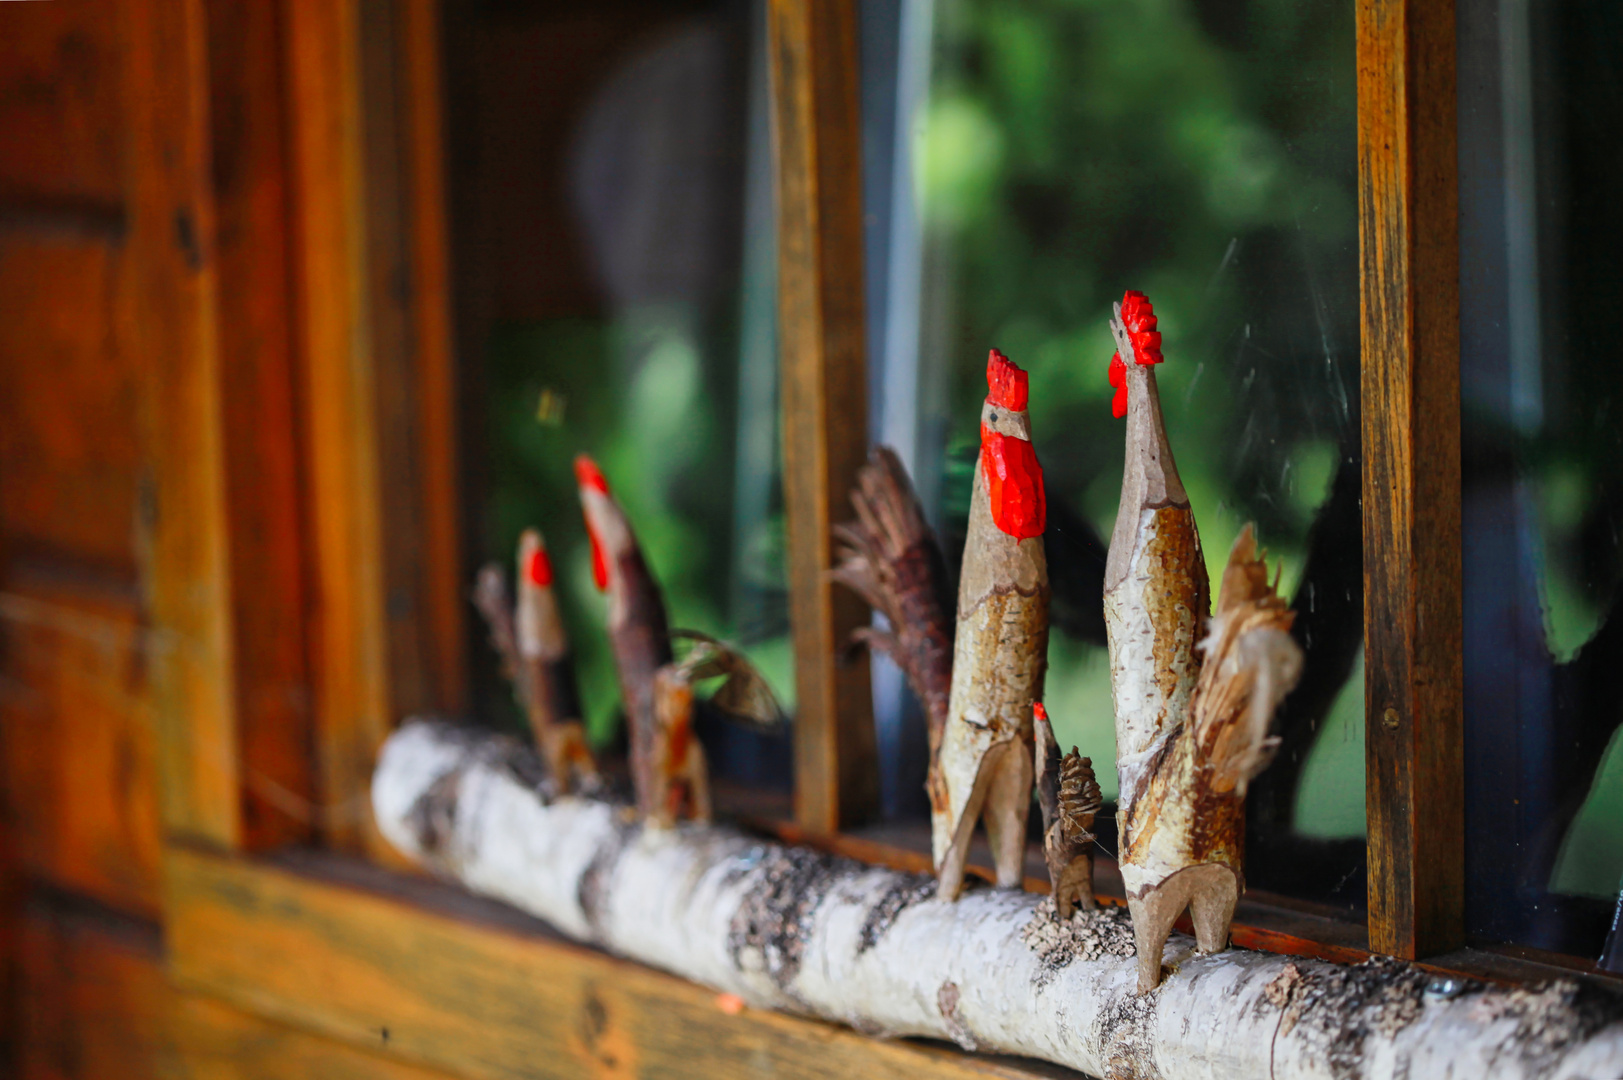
[283,0,397,857]
[14,897,168,1079]
[768,0,878,834]
[1357,0,1463,959]
[282,0,466,857]
[123,0,245,849]
[0,240,140,572]
[166,846,1067,1080]
[12,891,461,1079]
[398,0,468,720]
[171,990,461,1080]
[0,0,126,205]
[205,0,318,850]
[0,579,160,917]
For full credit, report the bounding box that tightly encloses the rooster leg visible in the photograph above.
[980,741,1034,888]
[1127,864,1239,993]
[1185,865,1239,954]
[936,740,1011,900]
[686,742,712,825]
[1049,849,1094,919]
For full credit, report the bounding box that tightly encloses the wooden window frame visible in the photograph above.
[150,0,1616,1076]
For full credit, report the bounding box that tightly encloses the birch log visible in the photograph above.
[374,719,1623,1080]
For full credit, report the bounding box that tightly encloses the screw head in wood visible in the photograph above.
[1381,707,1400,731]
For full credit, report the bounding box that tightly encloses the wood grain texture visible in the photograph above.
[10,891,464,1079]
[283,0,466,856]
[123,0,244,849]
[205,0,318,851]
[0,0,125,206]
[398,0,467,721]
[283,0,396,856]
[0,579,160,916]
[14,899,168,1080]
[768,0,878,834]
[171,991,462,1080]
[0,239,140,572]
[166,846,1063,1080]
[1357,0,1463,959]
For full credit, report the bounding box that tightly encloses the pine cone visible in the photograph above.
[1057,752,1102,844]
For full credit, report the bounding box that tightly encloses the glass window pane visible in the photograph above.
[1459,0,1623,958]
[458,0,791,792]
[862,0,1362,907]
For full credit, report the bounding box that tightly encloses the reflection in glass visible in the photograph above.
[863,0,1363,906]
[1460,0,1623,957]
[470,1,791,787]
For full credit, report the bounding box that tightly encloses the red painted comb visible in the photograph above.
[986,349,1030,411]
[524,545,553,588]
[1121,290,1163,365]
[574,454,610,494]
[1033,701,1048,724]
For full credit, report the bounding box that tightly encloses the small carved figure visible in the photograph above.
[472,529,598,793]
[1034,703,1101,919]
[646,631,784,828]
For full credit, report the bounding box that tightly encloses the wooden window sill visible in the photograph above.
[166,827,1620,1080]
[164,843,1078,1080]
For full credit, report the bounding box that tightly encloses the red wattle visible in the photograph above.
[986,349,1029,411]
[524,546,553,587]
[980,425,1046,539]
[588,531,609,591]
[1108,351,1128,418]
[1033,701,1049,725]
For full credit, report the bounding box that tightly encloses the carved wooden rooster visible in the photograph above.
[576,454,674,820]
[1103,289,1303,991]
[935,350,1051,899]
[472,529,599,793]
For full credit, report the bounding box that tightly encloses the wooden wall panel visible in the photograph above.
[14,901,167,1080]
[10,893,462,1080]
[0,239,138,572]
[0,580,160,917]
[0,1,125,207]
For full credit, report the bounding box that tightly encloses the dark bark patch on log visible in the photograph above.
[856,874,937,957]
[1094,978,1162,1080]
[406,766,467,864]
[937,981,979,1051]
[1280,959,1623,1080]
[1020,898,1136,988]
[727,846,858,991]
[577,816,638,941]
[1280,957,1457,1079]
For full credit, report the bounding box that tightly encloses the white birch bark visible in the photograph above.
[375,719,1623,1080]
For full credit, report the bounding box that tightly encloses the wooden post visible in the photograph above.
[768,0,879,833]
[127,0,244,849]
[1357,0,1463,958]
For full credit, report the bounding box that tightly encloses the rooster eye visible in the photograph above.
[988,411,999,423]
